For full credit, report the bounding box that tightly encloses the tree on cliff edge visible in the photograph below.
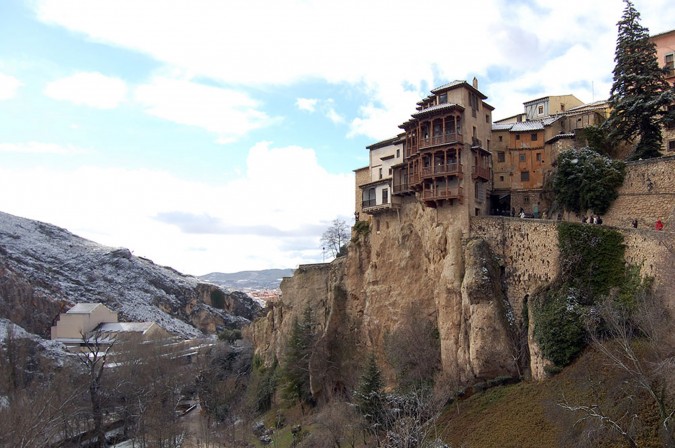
[321,218,349,258]
[604,0,675,160]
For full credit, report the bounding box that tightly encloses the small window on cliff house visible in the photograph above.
[497,151,505,162]
[536,152,542,162]
[669,140,675,151]
[516,134,521,140]
[521,171,530,181]
[531,133,538,141]
[538,105,544,114]
[519,153,526,162]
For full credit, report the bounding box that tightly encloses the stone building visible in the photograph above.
[491,99,610,216]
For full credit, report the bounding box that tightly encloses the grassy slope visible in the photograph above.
[437,348,665,448]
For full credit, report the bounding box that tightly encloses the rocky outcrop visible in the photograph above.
[250,204,522,397]
[0,211,261,339]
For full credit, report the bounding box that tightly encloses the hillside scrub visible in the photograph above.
[533,222,651,369]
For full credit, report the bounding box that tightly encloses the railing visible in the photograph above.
[471,137,483,147]
[472,165,490,180]
[392,182,409,194]
[362,199,377,208]
[421,163,462,178]
[421,186,463,201]
[419,133,461,149]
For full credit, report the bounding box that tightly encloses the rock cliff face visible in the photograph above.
[0,211,261,339]
[250,202,522,398]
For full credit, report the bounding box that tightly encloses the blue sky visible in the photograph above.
[0,0,673,275]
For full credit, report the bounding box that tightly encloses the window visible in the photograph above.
[536,152,542,162]
[519,153,526,162]
[439,93,448,104]
[497,151,505,162]
[521,171,530,181]
[486,114,490,123]
[499,135,503,142]
[379,167,383,179]
[668,106,675,129]
[666,53,674,76]
[388,168,392,175]
[396,149,400,158]
[524,196,530,204]
[669,140,675,151]
[538,105,544,114]
[531,133,538,141]
[499,175,505,182]
[382,188,389,204]
[516,134,521,140]
[560,103,565,112]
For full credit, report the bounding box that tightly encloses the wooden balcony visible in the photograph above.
[419,133,461,149]
[472,165,491,181]
[392,182,410,194]
[421,163,463,179]
[421,186,463,201]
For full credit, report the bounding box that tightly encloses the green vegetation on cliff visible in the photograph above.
[533,222,651,369]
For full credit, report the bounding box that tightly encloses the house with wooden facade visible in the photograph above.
[391,79,493,216]
[491,99,610,216]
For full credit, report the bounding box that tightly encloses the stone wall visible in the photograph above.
[602,155,675,230]
[469,217,559,319]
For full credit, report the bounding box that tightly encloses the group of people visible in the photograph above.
[581,215,603,225]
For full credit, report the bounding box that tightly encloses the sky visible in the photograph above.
[0,0,673,276]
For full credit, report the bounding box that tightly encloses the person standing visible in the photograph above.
[655,218,664,230]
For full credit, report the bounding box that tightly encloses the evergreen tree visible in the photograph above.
[281,306,315,407]
[354,352,385,425]
[552,147,626,215]
[604,0,675,160]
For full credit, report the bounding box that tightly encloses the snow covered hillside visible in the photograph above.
[0,211,261,339]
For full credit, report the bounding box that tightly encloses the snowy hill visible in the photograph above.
[0,211,261,339]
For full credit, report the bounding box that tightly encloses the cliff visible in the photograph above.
[250,201,522,398]
[250,198,675,397]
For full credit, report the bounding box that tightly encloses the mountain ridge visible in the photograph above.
[0,210,261,339]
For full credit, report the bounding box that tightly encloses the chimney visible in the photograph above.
[472,77,478,89]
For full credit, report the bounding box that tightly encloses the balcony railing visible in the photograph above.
[421,186,463,201]
[392,182,410,194]
[421,163,462,178]
[472,165,490,181]
[362,199,377,208]
[419,133,461,149]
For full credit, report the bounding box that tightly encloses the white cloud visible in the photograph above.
[0,73,22,100]
[0,142,353,275]
[296,98,318,112]
[0,141,90,155]
[44,71,128,109]
[33,0,675,128]
[134,77,280,143]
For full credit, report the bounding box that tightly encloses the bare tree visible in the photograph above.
[321,218,349,258]
[78,330,115,448]
[559,295,675,447]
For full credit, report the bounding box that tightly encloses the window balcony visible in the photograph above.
[419,133,461,149]
[421,162,463,179]
[421,186,464,201]
[472,165,491,181]
[392,181,410,194]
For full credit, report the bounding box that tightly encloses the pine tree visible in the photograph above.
[354,352,385,425]
[281,306,315,407]
[604,0,675,160]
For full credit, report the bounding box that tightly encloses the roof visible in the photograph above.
[367,136,401,151]
[492,123,514,131]
[99,322,155,334]
[431,80,488,99]
[67,303,104,314]
[493,116,561,132]
[545,133,576,144]
[411,103,464,119]
[650,29,675,40]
